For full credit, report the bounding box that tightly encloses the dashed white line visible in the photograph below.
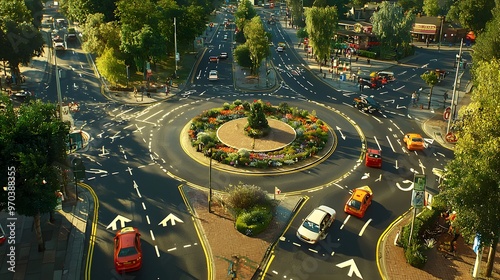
[142,202,147,210]
[167,247,177,252]
[183,244,192,248]
[340,215,351,230]
[111,172,119,175]
[292,242,301,247]
[155,245,160,257]
[146,215,150,225]
[150,230,155,241]
[308,248,318,253]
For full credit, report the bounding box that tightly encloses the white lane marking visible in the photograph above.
[155,245,160,257]
[150,230,155,241]
[359,218,372,236]
[386,135,396,152]
[167,247,177,252]
[374,136,381,150]
[146,215,150,225]
[340,215,351,230]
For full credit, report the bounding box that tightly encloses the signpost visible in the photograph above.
[409,174,426,246]
[72,158,86,200]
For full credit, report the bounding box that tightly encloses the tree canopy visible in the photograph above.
[243,16,270,74]
[446,0,495,33]
[0,99,70,251]
[304,6,338,67]
[371,1,414,59]
[471,1,500,63]
[440,59,500,276]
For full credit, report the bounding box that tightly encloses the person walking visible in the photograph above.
[411,91,418,107]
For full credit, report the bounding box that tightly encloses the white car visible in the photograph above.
[296,205,336,244]
[276,46,284,52]
[223,34,228,40]
[208,70,218,81]
[54,41,65,50]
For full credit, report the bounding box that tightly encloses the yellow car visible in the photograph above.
[403,133,425,151]
[344,186,373,219]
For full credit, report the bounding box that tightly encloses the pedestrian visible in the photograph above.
[367,59,370,65]
[147,91,151,98]
[449,226,460,255]
[411,91,417,107]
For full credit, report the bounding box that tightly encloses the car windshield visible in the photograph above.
[412,137,423,143]
[118,246,138,257]
[348,199,362,210]
[302,220,320,233]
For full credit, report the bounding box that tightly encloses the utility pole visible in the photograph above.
[174,17,178,78]
[53,32,63,120]
[438,16,444,51]
[446,38,463,135]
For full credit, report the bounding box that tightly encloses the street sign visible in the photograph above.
[443,106,451,120]
[412,174,426,208]
[175,52,180,61]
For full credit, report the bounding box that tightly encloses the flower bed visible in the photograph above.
[188,99,331,168]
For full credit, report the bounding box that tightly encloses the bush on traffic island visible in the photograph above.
[404,243,427,268]
[235,206,273,236]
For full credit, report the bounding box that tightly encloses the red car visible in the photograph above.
[114,227,142,273]
[344,186,373,219]
[365,148,382,168]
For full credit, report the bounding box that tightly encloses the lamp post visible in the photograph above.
[126,65,130,88]
[174,17,178,78]
[208,148,213,213]
[446,38,463,135]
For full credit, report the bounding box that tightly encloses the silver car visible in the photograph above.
[296,205,336,244]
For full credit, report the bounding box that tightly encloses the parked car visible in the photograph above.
[296,205,336,244]
[403,133,425,151]
[114,227,142,273]
[344,186,373,219]
[208,70,218,81]
[365,148,382,168]
[352,96,381,113]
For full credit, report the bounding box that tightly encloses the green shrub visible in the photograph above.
[404,243,427,268]
[225,183,270,211]
[235,206,273,236]
[358,50,377,59]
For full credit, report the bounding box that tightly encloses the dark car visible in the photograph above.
[353,96,381,113]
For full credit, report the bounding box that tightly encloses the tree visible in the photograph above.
[60,0,92,24]
[304,6,338,71]
[447,0,495,33]
[296,28,308,42]
[472,1,500,63]
[243,17,269,75]
[423,0,440,16]
[234,0,257,36]
[439,59,500,277]
[96,47,126,86]
[398,0,424,12]
[81,13,120,56]
[0,99,70,252]
[371,1,415,59]
[420,70,439,109]
[234,44,252,69]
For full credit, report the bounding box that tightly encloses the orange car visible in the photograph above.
[403,133,425,151]
[365,148,382,168]
[114,227,142,273]
[344,186,373,218]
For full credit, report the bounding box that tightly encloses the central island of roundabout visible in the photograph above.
[181,99,339,175]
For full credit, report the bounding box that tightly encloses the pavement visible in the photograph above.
[0,6,480,280]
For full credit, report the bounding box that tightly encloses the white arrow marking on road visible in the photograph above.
[396,105,407,109]
[421,63,429,68]
[361,173,370,180]
[158,213,184,227]
[196,70,202,79]
[359,218,372,236]
[395,160,399,170]
[133,180,142,198]
[86,169,108,174]
[336,126,346,140]
[430,58,437,61]
[410,168,419,174]
[375,174,382,182]
[106,215,132,231]
[424,138,434,144]
[336,259,363,279]
[99,146,109,156]
[384,99,395,103]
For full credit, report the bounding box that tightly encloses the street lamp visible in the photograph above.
[174,17,178,78]
[208,147,213,213]
[126,65,130,88]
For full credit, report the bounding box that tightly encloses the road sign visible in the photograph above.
[443,106,451,120]
[413,174,426,191]
[412,174,426,208]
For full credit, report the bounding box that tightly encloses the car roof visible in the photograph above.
[307,205,335,224]
[210,70,217,73]
[406,133,422,138]
[352,186,372,199]
[366,148,380,155]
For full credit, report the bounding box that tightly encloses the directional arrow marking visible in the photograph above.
[384,99,395,103]
[361,173,370,180]
[106,215,132,231]
[424,138,434,144]
[335,126,346,140]
[336,259,363,279]
[158,213,184,227]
